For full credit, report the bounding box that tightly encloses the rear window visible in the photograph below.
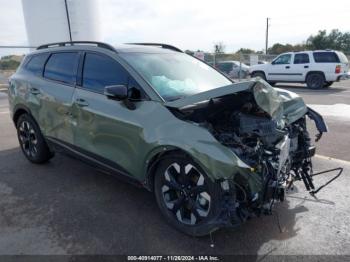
[313,52,340,63]
[336,51,349,63]
[294,53,309,64]
[25,53,49,76]
[44,52,79,85]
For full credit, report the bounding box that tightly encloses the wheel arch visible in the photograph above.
[13,104,32,125]
[144,146,200,192]
[305,71,326,81]
[251,70,266,79]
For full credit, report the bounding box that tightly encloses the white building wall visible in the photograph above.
[21,0,101,47]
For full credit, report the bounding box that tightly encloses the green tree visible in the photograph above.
[0,60,20,70]
[307,29,350,53]
[236,48,256,54]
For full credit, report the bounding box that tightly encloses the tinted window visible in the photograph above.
[294,53,309,64]
[26,53,49,76]
[217,63,233,73]
[273,54,291,64]
[313,52,340,63]
[44,52,79,84]
[82,53,129,93]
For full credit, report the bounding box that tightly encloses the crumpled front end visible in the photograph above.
[167,79,328,227]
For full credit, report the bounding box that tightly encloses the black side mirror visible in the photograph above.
[104,85,136,110]
[104,85,128,100]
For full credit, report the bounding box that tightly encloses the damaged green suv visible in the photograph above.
[8,42,327,236]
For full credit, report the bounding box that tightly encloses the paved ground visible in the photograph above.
[0,81,350,257]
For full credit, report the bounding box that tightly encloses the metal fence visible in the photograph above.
[202,52,350,81]
[201,53,278,81]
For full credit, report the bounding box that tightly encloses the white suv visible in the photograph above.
[250,50,349,89]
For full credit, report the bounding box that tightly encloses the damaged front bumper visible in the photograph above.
[208,106,333,229]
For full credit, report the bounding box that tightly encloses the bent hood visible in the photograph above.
[164,79,308,124]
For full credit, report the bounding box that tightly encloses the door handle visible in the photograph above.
[304,65,309,68]
[29,87,40,95]
[75,98,89,107]
[285,66,290,69]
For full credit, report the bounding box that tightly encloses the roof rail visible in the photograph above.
[126,43,183,53]
[36,41,117,52]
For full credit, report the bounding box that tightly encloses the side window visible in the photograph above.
[217,63,232,73]
[82,53,129,93]
[44,52,79,85]
[25,53,49,76]
[273,54,291,65]
[313,52,340,63]
[294,53,310,64]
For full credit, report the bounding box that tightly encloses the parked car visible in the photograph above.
[249,50,349,89]
[8,41,327,236]
[216,60,250,79]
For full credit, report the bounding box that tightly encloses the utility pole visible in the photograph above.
[64,0,73,42]
[265,17,270,54]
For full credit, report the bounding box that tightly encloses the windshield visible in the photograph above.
[120,52,232,101]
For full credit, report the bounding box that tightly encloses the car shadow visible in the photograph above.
[0,147,328,256]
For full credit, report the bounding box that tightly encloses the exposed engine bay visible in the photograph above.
[169,85,341,222]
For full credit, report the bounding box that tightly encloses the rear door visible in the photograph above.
[290,53,310,81]
[32,52,80,144]
[71,52,147,177]
[266,53,293,81]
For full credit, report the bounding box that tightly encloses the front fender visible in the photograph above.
[142,119,251,182]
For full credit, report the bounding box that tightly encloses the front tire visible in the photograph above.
[251,71,266,81]
[16,114,53,164]
[306,73,325,89]
[154,155,223,236]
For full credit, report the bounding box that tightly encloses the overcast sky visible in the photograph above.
[0,0,349,56]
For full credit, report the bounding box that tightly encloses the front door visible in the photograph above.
[266,53,293,81]
[71,52,146,178]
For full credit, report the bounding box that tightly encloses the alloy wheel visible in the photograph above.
[161,162,211,225]
[18,120,38,158]
[308,75,323,89]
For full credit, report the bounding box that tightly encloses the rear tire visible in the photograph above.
[16,114,53,164]
[306,73,325,89]
[154,154,223,236]
[251,71,266,81]
[324,81,333,88]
